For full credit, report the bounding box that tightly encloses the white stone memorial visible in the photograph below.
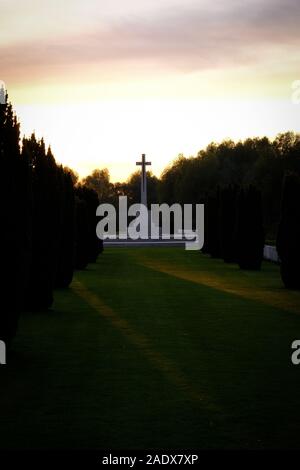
[136,153,154,237]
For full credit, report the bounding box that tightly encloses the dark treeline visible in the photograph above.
[157,135,300,284]
[82,133,300,242]
[159,134,300,240]
[0,96,103,347]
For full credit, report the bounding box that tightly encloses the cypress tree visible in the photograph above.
[201,193,210,254]
[220,185,238,262]
[23,136,61,310]
[74,195,90,269]
[0,95,31,346]
[236,185,265,270]
[276,172,300,289]
[55,167,75,288]
[207,188,221,258]
[76,185,103,263]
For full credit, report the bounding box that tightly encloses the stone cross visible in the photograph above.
[136,153,151,207]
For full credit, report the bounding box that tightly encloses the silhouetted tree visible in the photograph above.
[207,189,221,258]
[236,186,264,270]
[64,166,79,186]
[124,171,159,206]
[1,93,108,348]
[82,168,114,203]
[75,185,103,267]
[74,196,90,269]
[276,173,300,289]
[23,136,61,310]
[157,134,300,240]
[55,167,75,288]
[0,95,31,346]
[201,193,209,254]
[220,185,238,262]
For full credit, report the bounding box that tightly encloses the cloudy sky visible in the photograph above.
[1,0,300,180]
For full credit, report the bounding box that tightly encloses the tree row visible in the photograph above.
[0,97,103,347]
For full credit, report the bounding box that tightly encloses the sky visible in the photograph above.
[1,0,300,181]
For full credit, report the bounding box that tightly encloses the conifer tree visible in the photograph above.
[0,96,31,345]
[55,167,76,288]
[220,185,238,262]
[276,173,300,289]
[23,136,61,309]
[76,185,103,263]
[207,189,221,258]
[236,186,264,270]
[201,193,210,254]
[74,195,90,269]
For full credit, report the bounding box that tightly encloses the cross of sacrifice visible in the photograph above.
[136,153,151,207]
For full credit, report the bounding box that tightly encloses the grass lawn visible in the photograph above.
[1,248,300,450]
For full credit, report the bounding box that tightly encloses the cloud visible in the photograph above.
[1,0,300,85]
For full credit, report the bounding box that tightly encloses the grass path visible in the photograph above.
[1,248,300,449]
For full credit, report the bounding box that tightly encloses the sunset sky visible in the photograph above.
[1,0,300,181]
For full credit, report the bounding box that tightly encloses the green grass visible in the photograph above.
[1,248,300,449]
